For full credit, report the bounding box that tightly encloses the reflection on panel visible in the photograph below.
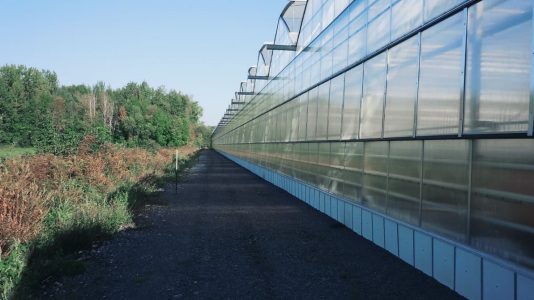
[417,12,464,136]
[341,66,363,140]
[422,139,469,242]
[316,142,331,190]
[362,142,388,213]
[424,0,466,22]
[347,7,367,66]
[307,88,318,140]
[360,53,387,139]
[384,35,419,138]
[367,2,391,54]
[387,141,422,225]
[342,142,364,202]
[307,143,320,185]
[298,93,309,141]
[316,81,330,140]
[463,0,532,134]
[329,142,345,196]
[391,0,423,40]
[328,74,344,140]
[471,139,534,270]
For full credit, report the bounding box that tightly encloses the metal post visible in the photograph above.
[175,150,179,193]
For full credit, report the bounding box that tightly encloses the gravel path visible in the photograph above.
[43,150,462,299]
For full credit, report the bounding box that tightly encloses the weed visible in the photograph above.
[0,144,198,299]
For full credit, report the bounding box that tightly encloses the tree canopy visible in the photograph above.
[0,65,210,154]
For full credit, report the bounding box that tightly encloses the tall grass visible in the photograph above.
[0,139,197,299]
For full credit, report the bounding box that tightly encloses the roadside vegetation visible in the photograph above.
[0,64,212,299]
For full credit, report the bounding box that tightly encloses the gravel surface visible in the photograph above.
[42,150,462,299]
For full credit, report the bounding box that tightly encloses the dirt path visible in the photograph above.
[43,150,462,299]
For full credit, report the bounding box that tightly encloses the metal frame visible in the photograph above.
[215,0,484,141]
[458,8,469,138]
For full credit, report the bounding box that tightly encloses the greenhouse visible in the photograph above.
[212,1,534,299]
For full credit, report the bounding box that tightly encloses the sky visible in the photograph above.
[0,0,288,126]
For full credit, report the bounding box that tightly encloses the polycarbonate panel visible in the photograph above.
[317,142,331,190]
[293,143,308,181]
[341,66,363,140]
[470,139,534,270]
[416,12,465,136]
[307,143,320,185]
[362,141,388,213]
[328,74,345,140]
[329,142,346,195]
[360,53,387,139]
[463,0,532,134]
[290,99,299,141]
[307,88,319,140]
[298,93,309,141]
[424,0,465,22]
[422,139,469,242]
[367,5,391,54]
[342,142,364,202]
[387,141,422,225]
[332,16,349,72]
[316,81,331,140]
[347,11,367,66]
[384,36,419,138]
[391,0,423,40]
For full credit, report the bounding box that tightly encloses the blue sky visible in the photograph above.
[0,0,288,125]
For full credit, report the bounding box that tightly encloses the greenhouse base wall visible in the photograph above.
[216,150,534,300]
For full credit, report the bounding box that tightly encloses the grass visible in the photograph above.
[0,144,199,299]
[0,146,36,160]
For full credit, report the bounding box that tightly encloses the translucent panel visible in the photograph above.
[360,53,387,139]
[298,92,309,141]
[328,74,345,140]
[290,99,299,141]
[417,12,465,136]
[320,28,334,80]
[367,7,391,54]
[329,142,346,195]
[335,0,350,17]
[387,141,422,225]
[341,66,363,140]
[332,40,349,73]
[307,88,319,140]
[316,81,330,140]
[391,0,423,40]
[306,143,320,185]
[424,0,465,22]
[422,139,469,242]
[347,7,367,65]
[317,142,331,190]
[463,0,532,134]
[384,36,419,138]
[471,139,534,269]
[293,143,308,181]
[362,141,388,213]
[368,0,389,20]
[342,142,364,202]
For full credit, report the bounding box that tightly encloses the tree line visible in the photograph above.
[0,65,212,154]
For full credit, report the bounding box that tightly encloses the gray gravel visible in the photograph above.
[43,150,463,299]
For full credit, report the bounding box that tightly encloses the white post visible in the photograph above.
[175,150,179,171]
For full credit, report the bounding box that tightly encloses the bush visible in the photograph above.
[0,144,198,299]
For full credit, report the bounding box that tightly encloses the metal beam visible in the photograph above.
[248,75,270,80]
[265,44,297,51]
[237,91,254,96]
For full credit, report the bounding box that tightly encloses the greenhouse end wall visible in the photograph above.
[212,1,534,299]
